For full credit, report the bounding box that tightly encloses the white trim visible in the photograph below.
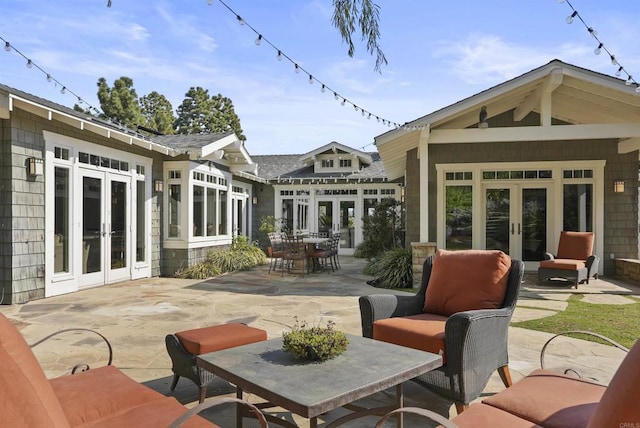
[435,160,605,273]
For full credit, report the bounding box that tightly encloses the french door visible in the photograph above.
[484,184,549,270]
[316,198,357,254]
[80,169,131,287]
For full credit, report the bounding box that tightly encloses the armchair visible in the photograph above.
[360,249,524,413]
[538,231,600,288]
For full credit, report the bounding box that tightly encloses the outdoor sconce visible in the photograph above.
[27,157,44,176]
[252,196,258,205]
[614,180,625,193]
[154,180,164,193]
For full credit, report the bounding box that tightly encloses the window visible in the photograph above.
[193,185,204,236]
[563,184,593,232]
[446,186,472,250]
[169,184,181,238]
[54,167,70,273]
[135,180,146,262]
[339,159,352,168]
[321,159,334,168]
[207,188,217,236]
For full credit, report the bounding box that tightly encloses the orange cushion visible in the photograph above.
[82,396,216,428]
[539,259,586,270]
[587,339,640,428]
[451,403,535,428]
[176,323,267,355]
[483,369,604,428]
[50,365,166,426]
[0,313,70,428]
[557,231,593,260]
[373,313,447,363]
[424,249,511,316]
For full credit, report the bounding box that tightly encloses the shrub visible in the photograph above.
[354,198,402,260]
[282,317,349,362]
[364,247,413,289]
[176,235,267,279]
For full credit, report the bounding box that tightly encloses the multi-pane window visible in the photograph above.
[54,167,70,273]
[321,159,334,168]
[339,159,352,168]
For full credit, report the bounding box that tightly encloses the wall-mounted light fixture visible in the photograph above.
[614,180,625,193]
[154,180,164,193]
[252,196,258,205]
[27,158,44,176]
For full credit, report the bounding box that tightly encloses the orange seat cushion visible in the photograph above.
[483,369,605,428]
[539,259,586,270]
[50,365,167,426]
[557,231,593,260]
[373,313,447,362]
[176,323,267,355]
[451,403,536,428]
[424,249,511,316]
[587,339,640,428]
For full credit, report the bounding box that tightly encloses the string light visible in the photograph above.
[0,35,107,118]
[213,0,417,129]
[558,1,639,93]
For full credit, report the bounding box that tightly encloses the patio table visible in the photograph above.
[197,334,442,427]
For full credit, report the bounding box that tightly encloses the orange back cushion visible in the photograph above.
[424,249,511,316]
[0,313,70,428]
[557,231,593,260]
[587,339,640,428]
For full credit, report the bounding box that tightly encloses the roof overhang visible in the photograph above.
[3,93,180,156]
[299,141,373,165]
[375,60,640,180]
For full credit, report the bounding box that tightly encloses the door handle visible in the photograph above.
[511,223,514,235]
[518,223,521,235]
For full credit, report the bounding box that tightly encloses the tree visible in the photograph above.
[140,91,175,135]
[97,77,144,129]
[175,87,246,139]
[332,0,387,72]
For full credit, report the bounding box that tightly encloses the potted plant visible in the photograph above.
[282,317,349,362]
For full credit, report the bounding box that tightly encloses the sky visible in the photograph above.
[1,1,639,155]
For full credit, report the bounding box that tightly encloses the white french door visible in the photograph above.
[79,169,131,288]
[483,183,550,270]
[316,198,357,254]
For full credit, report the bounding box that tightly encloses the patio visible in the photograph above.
[1,256,638,427]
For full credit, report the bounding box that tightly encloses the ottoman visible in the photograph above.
[165,323,267,402]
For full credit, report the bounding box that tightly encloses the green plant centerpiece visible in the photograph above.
[282,317,349,362]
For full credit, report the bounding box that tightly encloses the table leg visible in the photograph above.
[310,416,318,428]
[396,383,404,428]
[237,387,244,428]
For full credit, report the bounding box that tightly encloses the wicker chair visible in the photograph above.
[538,231,600,288]
[360,249,524,414]
[281,234,307,276]
[267,231,285,273]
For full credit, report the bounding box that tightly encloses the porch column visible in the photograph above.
[418,128,430,242]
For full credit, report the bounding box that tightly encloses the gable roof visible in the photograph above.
[375,59,640,179]
[299,141,373,165]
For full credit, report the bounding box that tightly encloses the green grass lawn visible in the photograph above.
[511,294,640,349]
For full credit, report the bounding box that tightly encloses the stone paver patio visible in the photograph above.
[1,256,638,427]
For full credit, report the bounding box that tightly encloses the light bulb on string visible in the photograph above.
[341,98,346,106]
[566,11,578,24]
[46,74,52,82]
[308,75,313,84]
[588,28,598,38]
[626,76,633,86]
[636,85,640,93]
[276,50,282,61]
[354,105,358,111]
[4,41,10,52]
[236,15,245,25]
[594,43,603,55]
[615,66,623,77]
[26,59,33,68]
[334,92,339,100]
[255,35,262,45]
[207,0,214,4]
[610,55,618,66]
[361,110,365,116]
[557,0,565,3]
[60,86,66,94]
[321,84,326,93]
[294,64,300,73]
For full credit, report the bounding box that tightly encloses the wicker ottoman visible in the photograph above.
[165,323,267,402]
